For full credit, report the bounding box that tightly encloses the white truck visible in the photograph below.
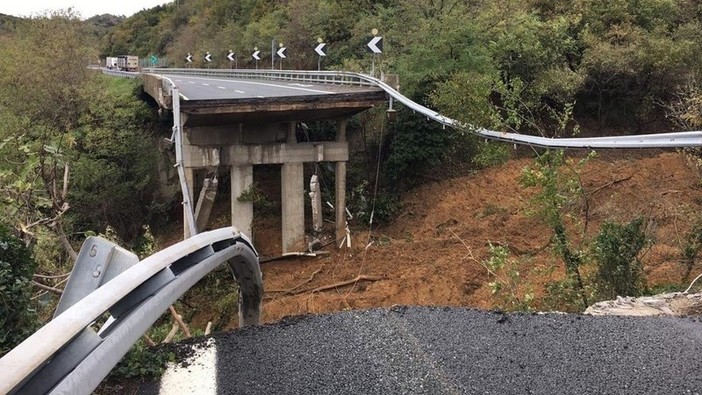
[116,55,139,72]
[105,57,118,69]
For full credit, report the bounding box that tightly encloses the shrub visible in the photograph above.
[593,217,648,299]
[0,226,38,356]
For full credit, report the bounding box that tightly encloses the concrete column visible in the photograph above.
[281,122,305,253]
[194,178,218,232]
[281,163,305,253]
[183,168,196,239]
[335,119,348,246]
[231,165,254,238]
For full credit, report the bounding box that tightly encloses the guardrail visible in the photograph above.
[101,68,140,79]
[143,67,377,87]
[0,227,262,395]
[144,68,702,149]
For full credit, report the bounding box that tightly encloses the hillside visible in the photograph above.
[175,149,702,328]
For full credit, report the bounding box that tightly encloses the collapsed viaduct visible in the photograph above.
[142,71,386,252]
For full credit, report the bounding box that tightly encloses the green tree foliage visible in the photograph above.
[0,12,170,269]
[68,78,168,241]
[520,150,593,307]
[576,0,702,125]
[0,226,37,356]
[0,11,97,254]
[593,217,648,298]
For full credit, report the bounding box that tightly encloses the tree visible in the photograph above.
[521,150,593,308]
[0,11,97,260]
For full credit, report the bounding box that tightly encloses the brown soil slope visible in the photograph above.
[198,150,702,328]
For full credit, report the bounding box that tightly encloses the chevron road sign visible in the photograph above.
[186,53,193,63]
[367,36,383,54]
[315,43,326,57]
[276,47,287,59]
[205,52,212,62]
[252,50,261,60]
[227,51,235,61]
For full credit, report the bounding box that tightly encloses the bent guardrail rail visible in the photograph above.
[0,227,262,395]
[143,67,702,149]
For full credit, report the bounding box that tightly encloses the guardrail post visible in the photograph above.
[55,237,139,317]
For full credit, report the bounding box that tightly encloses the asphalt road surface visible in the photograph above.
[161,74,379,101]
[153,306,702,394]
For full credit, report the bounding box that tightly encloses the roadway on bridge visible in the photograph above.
[158,74,380,101]
[151,306,702,394]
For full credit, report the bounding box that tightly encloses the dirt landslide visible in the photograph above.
[181,150,702,329]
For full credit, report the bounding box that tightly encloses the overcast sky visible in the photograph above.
[0,0,174,19]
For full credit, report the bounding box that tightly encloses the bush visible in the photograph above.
[68,77,170,242]
[111,338,175,379]
[0,226,38,356]
[593,217,648,299]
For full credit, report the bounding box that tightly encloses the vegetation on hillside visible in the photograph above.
[0,11,173,354]
[2,0,702,361]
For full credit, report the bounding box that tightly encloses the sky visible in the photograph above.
[0,0,174,19]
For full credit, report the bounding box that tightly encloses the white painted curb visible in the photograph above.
[160,338,218,394]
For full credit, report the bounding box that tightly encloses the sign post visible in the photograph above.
[315,37,326,71]
[277,43,287,70]
[227,50,236,69]
[367,28,383,77]
[252,47,260,69]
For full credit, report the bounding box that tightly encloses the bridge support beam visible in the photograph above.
[335,119,348,247]
[231,165,254,239]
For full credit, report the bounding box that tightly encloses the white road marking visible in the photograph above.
[174,76,334,94]
[257,95,265,98]
[218,86,226,89]
[160,338,217,394]
[289,83,313,87]
[235,90,245,94]
[188,81,196,84]
[179,93,190,100]
[202,83,210,86]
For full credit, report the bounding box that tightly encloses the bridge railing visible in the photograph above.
[142,67,377,87]
[101,68,140,79]
[144,68,702,149]
[0,227,262,395]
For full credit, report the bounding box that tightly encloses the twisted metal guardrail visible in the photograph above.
[144,67,702,149]
[0,227,262,395]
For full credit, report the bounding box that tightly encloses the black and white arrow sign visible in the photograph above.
[227,51,235,61]
[276,47,287,59]
[315,43,326,57]
[367,36,383,54]
[252,50,261,61]
[205,52,212,62]
[186,53,193,63]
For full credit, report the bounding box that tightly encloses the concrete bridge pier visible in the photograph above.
[335,119,347,246]
[231,164,254,239]
[281,122,305,252]
[178,118,354,253]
